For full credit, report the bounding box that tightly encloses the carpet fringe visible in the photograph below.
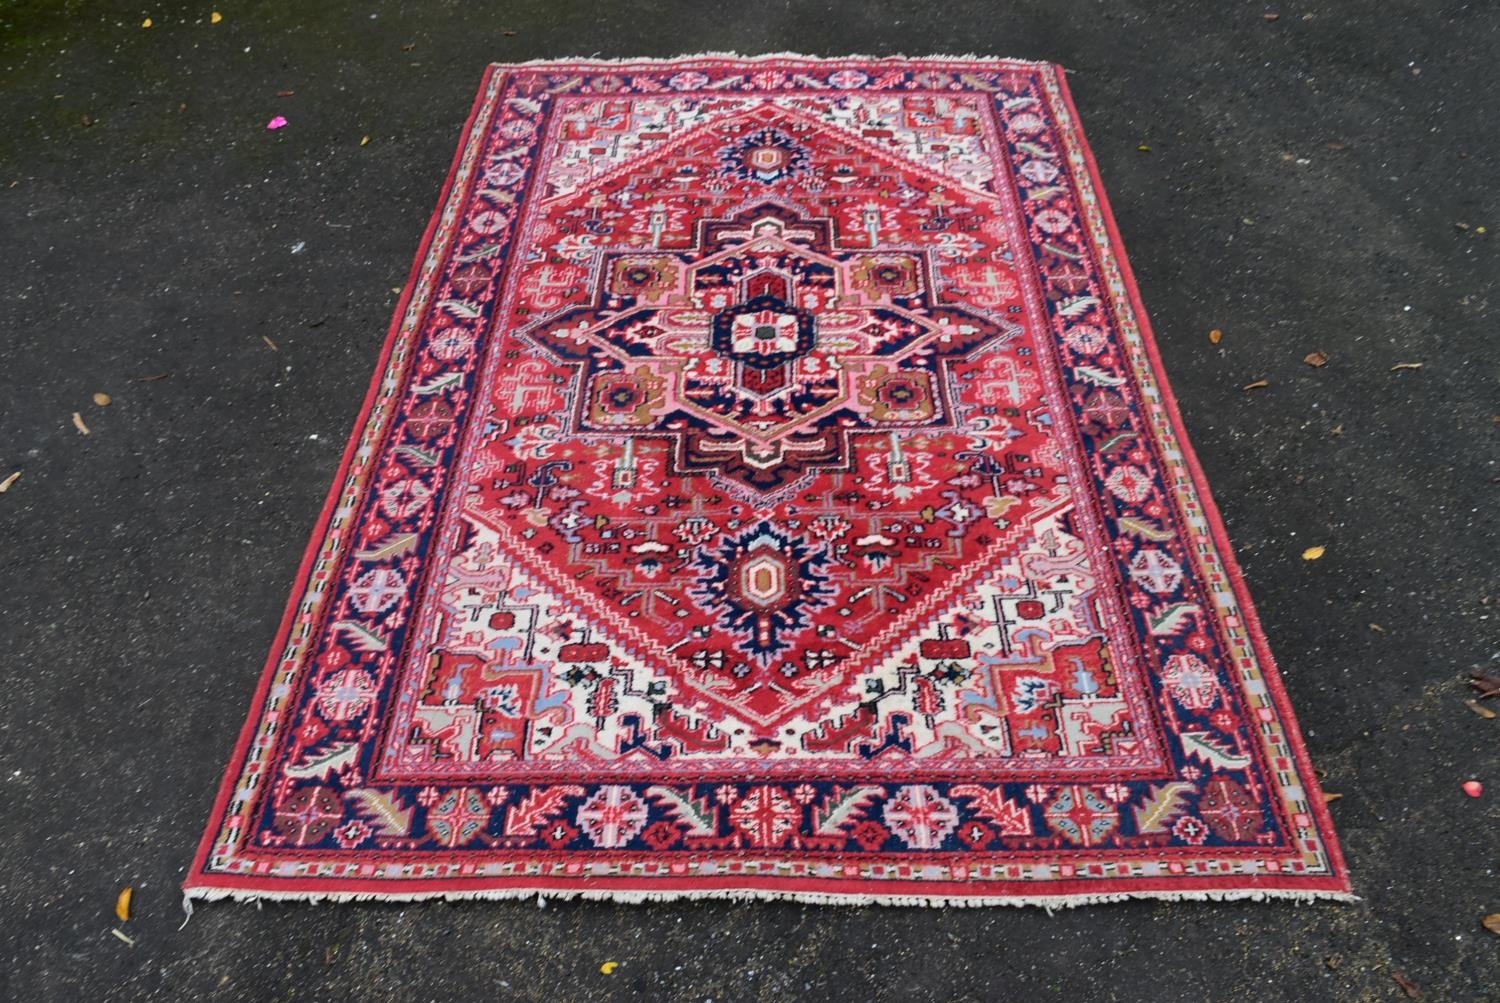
[486,52,1063,72]
[182,885,1358,914]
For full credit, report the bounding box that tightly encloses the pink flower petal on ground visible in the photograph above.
[266,116,288,130]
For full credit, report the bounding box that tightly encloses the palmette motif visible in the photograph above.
[189,56,1348,905]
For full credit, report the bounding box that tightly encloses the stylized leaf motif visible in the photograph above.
[1075,367,1126,388]
[503,785,586,837]
[348,788,414,836]
[646,786,718,836]
[1119,517,1174,542]
[811,786,883,836]
[1149,602,1200,635]
[285,742,358,781]
[1180,731,1252,770]
[1132,782,1196,834]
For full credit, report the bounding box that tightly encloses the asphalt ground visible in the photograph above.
[2,2,1496,1000]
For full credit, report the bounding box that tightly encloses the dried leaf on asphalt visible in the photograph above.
[276,90,296,97]
[600,961,620,975]
[0,471,20,493]
[1263,12,1281,21]
[1390,361,1424,371]
[111,928,137,947]
[1482,914,1500,935]
[1331,424,1345,436]
[93,392,112,406]
[262,335,279,352]
[1466,700,1496,720]
[1323,792,1343,803]
[1303,350,1329,367]
[361,135,371,147]
[1469,672,1500,698]
[71,411,90,435]
[1209,328,1223,344]
[211,11,222,23]
[1369,623,1384,633]
[1390,971,1422,1000]
[115,887,133,921]
[1137,144,1152,152]
[1242,379,1269,390]
[141,18,152,29]
[1301,545,1325,561]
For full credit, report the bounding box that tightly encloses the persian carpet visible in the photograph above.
[188,55,1350,907]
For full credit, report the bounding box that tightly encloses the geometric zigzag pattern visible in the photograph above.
[188,56,1350,907]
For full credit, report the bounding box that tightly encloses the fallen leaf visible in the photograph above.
[129,373,171,383]
[600,961,620,975]
[211,11,222,23]
[1479,226,1489,234]
[401,42,416,51]
[267,115,289,131]
[71,411,91,435]
[1209,328,1223,344]
[1482,914,1500,935]
[111,928,137,947]
[1390,361,1423,371]
[360,135,370,147]
[1303,350,1329,367]
[1369,622,1384,632]
[93,392,113,406]
[1331,424,1345,436]
[1301,546,1325,561]
[1469,672,1500,698]
[262,335,279,352]
[0,471,20,493]
[141,18,153,29]
[1466,700,1496,720]
[115,887,133,921]
[1323,792,1342,803]
[276,89,296,97]
[1463,780,1483,798]
[1326,142,1349,151]
[503,30,517,36]
[1242,379,1269,390]
[1324,953,1342,971]
[1137,144,1152,152]
[81,114,94,127]
[1390,971,1422,1001]
[1263,12,1281,21]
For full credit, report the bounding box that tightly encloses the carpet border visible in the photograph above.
[183,53,1352,908]
[1047,66,1352,893]
[185,62,505,897]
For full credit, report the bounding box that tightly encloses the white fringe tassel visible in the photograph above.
[484,51,1060,71]
[183,885,1357,915]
